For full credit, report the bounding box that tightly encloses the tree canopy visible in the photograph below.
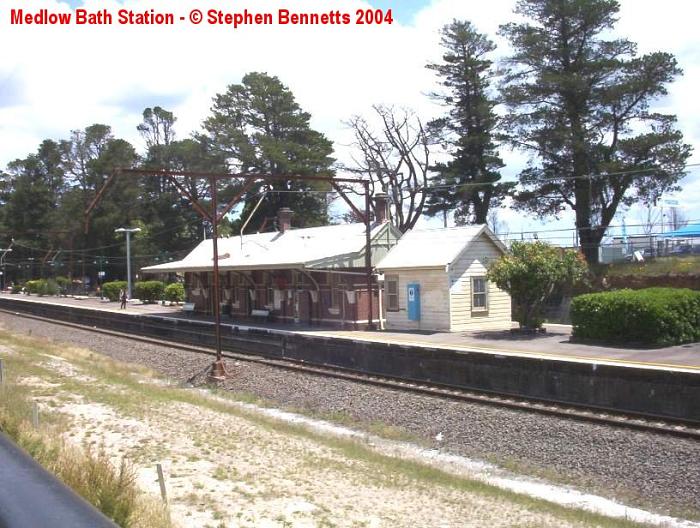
[345,105,430,232]
[425,20,513,226]
[0,73,341,289]
[500,0,692,263]
[203,72,335,231]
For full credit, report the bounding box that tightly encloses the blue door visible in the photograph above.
[407,283,420,321]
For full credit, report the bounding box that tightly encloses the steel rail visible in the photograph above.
[1,307,698,440]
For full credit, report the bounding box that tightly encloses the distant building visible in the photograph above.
[376,225,512,332]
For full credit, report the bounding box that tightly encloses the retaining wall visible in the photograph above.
[1,296,698,422]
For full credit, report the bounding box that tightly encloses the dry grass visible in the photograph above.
[0,346,171,528]
[0,329,653,528]
[602,255,700,277]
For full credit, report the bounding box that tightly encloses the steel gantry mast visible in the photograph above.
[84,168,373,381]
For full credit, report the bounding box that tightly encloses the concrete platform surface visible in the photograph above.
[2,293,699,372]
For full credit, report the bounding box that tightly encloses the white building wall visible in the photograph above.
[384,268,450,331]
[448,234,512,331]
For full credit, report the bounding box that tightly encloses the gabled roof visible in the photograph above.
[142,222,397,273]
[376,224,506,270]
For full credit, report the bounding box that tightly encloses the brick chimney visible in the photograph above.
[277,207,293,233]
[373,192,389,224]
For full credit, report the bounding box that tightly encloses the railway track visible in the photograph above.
[2,306,699,440]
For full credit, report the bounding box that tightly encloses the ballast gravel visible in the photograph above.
[1,312,698,519]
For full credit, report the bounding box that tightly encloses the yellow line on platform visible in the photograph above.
[3,295,699,373]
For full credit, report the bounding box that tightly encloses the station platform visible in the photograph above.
[1,293,698,373]
[2,293,698,421]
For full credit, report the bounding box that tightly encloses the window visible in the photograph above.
[386,275,399,312]
[230,284,238,304]
[293,270,303,287]
[331,288,344,310]
[471,277,488,311]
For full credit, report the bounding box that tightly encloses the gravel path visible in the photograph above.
[1,312,698,520]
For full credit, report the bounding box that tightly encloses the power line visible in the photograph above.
[416,163,700,193]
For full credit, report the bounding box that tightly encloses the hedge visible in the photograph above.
[571,288,700,346]
[102,281,127,302]
[24,279,59,297]
[164,283,185,303]
[134,281,165,303]
[25,280,42,295]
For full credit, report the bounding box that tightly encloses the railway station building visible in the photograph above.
[142,207,401,328]
[376,225,512,332]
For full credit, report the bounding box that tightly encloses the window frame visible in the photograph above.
[331,288,344,310]
[471,276,488,312]
[385,274,399,312]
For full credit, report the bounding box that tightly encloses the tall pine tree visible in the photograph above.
[500,0,691,263]
[425,20,512,225]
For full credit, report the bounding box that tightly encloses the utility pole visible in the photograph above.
[114,227,141,299]
[0,248,12,291]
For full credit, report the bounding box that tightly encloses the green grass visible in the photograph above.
[602,255,700,277]
[0,330,655,528]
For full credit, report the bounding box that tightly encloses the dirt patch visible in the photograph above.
[43,354,97,383]
[6,334,677,528]
[52,397,577,528]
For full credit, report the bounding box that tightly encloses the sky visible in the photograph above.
[1,0,699,245]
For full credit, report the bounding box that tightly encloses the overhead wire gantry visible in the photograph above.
[84,168,374,381]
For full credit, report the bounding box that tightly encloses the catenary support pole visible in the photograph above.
[208,176,227,381]
[364,180,374,329]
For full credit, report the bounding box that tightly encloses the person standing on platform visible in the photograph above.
[119,288,127,309]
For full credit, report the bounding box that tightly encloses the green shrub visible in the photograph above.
[37,279,59,296]
[487,241,588,329]
[55,276,70,293]
[164,283,185,303]
[134,281,165,303]
[571,288,700,346]
[25,280,42,295]
[102,281,127,302]
[21,279,60,296]
[10,283,23,294]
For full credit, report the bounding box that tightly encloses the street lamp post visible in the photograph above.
[114,228,141,299]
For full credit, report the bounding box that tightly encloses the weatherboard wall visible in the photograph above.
[448,233,512,331]
[384,268,451,331]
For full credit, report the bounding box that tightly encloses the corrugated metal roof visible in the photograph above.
[142,222,390,273]
[660,223,700,238]
[376,224,505,270]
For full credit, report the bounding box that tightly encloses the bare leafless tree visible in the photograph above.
[486,208,510,238]
[344,105,431,232]
[638,205,663,235]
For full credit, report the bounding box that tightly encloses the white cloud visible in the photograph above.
[1,0,698,234]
